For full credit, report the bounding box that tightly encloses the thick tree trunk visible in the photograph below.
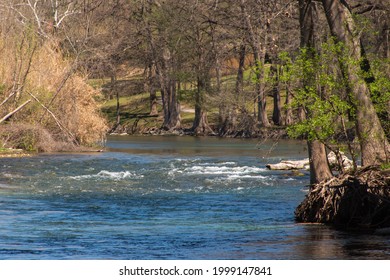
[299,0,334,183]
[192,74,213,135]
[321,0,389,165]
[308,140,333,184]
[143,3,180,131]
[161,79,181,130]
[158,49,181,131]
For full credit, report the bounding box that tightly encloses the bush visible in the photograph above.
[0,123,61,152]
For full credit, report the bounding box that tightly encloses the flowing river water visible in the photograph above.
[0,135,389,259]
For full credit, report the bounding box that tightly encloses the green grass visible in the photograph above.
[98,64,290,132]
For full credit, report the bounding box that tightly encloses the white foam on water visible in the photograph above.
[183,165,266,175]
[168,161,271,182]
[70,170,144,181]
[226,174,267,180]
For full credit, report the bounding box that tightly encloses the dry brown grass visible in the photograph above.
[0,123,62,152]
[0,36,107,151]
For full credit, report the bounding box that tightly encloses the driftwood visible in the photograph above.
[295,165,390,230]
[266,159,310,170]
[266,151,353,171]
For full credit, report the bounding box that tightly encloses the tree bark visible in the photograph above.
[158,49,181,131]
[321,0,389,165]
[299,0,334,184]
[254,54,270,127]
[142,2,181,131]
[284,81,294,125]
[271,64,282,125]
[192,72,213,135]
[307,140,333,184]
[147,63,158,116]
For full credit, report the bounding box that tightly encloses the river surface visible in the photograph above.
[0,135,389,260]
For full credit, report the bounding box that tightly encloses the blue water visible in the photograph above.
[0,136,389,259]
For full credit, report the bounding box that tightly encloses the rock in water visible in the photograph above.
[295,166,390,230]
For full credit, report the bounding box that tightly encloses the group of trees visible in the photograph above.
[0,0,388,181]
[64,0,302,135]
[296,0,389,184]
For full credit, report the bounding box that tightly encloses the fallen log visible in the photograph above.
[266,151,354,171]
[266,159,310,170]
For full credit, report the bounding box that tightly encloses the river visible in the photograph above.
[0,135,389,259]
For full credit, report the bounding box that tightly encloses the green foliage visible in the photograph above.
[285,41,355,143]
[380,162,390,170]
[0,84,6,95]
[278,51,293,83]
[367,57,390,113]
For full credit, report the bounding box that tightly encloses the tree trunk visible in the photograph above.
[299,0,333,183]
[111,74,120,126]
[192,73,213,135]
[254,52,270,127]
[0,99,32,124]
[284,81,294,125]
[240,0,270,127]
[308,140,333,184]
[159,48,181,131]
[271,64,282,125]
[147,63,158,116]
[161,79,181,130]
[143,3,180,131]
[235,44,246,99]
[219,44,246,136]
[321,0,389,165]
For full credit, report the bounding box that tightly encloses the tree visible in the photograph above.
[135,0,182,130]
[298,0,334,184]
[240,0,271,127]
[182,1,216,135]
[321,0,389,165]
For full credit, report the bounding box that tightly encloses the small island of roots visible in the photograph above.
[295,166,390,231]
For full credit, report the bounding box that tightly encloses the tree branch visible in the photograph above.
[0,99,32,124]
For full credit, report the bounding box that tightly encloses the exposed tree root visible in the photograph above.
[295,165,390,230]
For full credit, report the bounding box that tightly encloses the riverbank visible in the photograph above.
[109,125,290,139]
[0,148,32,158]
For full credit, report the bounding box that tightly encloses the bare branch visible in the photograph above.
[28,92,78,144]
[0,99,32,124]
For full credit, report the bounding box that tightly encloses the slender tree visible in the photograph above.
[299,0,334,184]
